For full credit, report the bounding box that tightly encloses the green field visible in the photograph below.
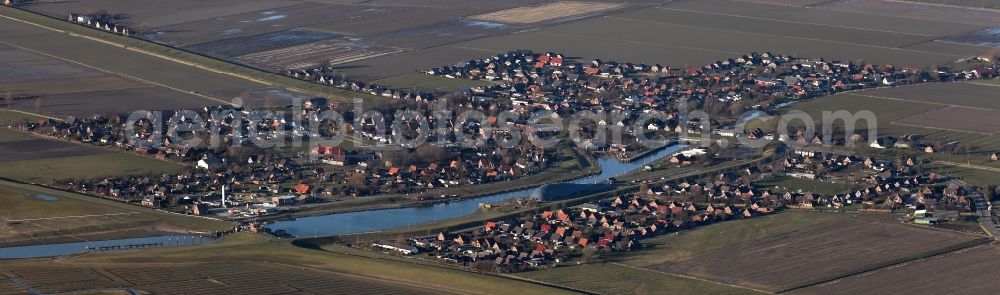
[931,163,1000,186]
[517,263,759,295]
[0,128,34,143]
[0,181,231,244]
[612,211,865,267]
[906,0,1000,8]
[516,211,869,294]
[755,176,854,195]
[0,110,49,125]
[758,91,1000,172]
[71,233,573,295]
[0,6,383,103]
[0,152,184,183]
[374,73,493,95]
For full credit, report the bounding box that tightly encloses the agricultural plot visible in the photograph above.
[5,86,222,118]
[483,13,970,67]
[339,0,994,81]
[236,40,403,70]
[667,0,987,36]
[0,181,230,244]
[942,27,1000,47]
[143,3,387,46]
[815,0,1000,27]
[0,263,438,295]
[859,82,1000,110]
[903,0,1000,7]
[0,15,292,109]
[517,263,757,295]
[471,1,623,24]
[374,73,493,94]
[0,152,183,184]
[364,19,524,49]
[303,5,487,36]
[755,175,854,195]
[0,44,218,117]
[0,137,106,163]
[20,0,302,28]
[779,93,945,131]
[616,211,863,267]
[655,219,986,293]
[793,245,1000,295]
[0,129,182,184]
[895,107,1000,134]
[184,29,342,59]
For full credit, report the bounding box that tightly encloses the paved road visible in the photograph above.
[971,192,999,239]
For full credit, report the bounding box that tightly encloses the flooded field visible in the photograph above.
[943,27,1000,47]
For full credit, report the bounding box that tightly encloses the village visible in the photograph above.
[365,147,987,273]
[4,49,999,222]
[4,0,1000,293]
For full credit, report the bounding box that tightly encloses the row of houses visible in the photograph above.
[67,13,132,36]
[410,194,775,272]
[419,51,999,152]
[288,66,435,103]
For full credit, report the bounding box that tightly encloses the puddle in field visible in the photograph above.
[462,20,509,29]
[943,27,1000,47]
[35,195,57,201]
[257,15,287,22]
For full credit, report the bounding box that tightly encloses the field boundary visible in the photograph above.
[290,241,599,295]
[0,6,382,103]
[610,262,769,294]
[775,237,994,293]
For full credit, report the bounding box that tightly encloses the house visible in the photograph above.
[372,241,419,255]
[294,184,311,194]
[990,153,998,161]
[924,146,936,154]
[272,195,297,206]
[196,155,224,170]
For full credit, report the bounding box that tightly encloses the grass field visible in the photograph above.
[755,175,855,195]
[656,218,986,292]
[516,263,760,295]
[43,233,574,295]
[932,163,1000,186]
[374,73,493,95]
[612,211,868,267]
[793,244,1000,295]
[903,0,1000,8]
[0,181,231,245]
[0,110,48,125]
[0,149,184,183]
[0,6,383,107]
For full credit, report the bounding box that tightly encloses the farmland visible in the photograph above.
[471,2,624,24]
[895,107,1000,135]
[516,263,759,295]
[0,262,443,295]
[754,175,855,195]
[793,244,1000,295]
[335,0,996,80]
[0,180,231,246]
[613,211,866,267]
[0,129,182,183]
[17,0,545,74]
[654,218,987,292]
[765,81,1000,168]
[1,233,576,295]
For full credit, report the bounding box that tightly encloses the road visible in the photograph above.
[971,192,999,239]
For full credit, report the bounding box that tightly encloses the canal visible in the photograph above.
[266,144,688,237]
